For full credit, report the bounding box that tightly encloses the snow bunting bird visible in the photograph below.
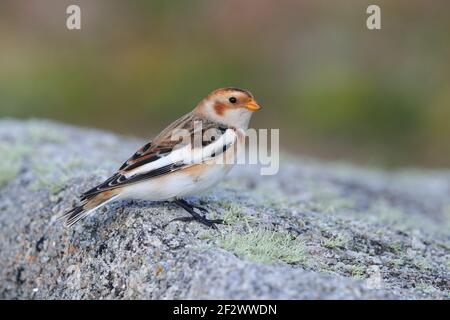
[60,87,261,228]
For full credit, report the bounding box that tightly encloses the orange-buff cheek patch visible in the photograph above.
[214,103,226,116]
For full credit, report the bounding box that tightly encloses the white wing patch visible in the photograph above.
[124,129,237,178]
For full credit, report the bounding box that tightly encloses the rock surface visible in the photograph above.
[0,119,449,299]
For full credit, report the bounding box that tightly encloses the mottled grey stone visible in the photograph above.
[0,119,449,299]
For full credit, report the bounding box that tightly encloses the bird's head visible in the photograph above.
[194,87,261,129]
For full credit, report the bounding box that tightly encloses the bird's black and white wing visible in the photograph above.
[80,113,236,201]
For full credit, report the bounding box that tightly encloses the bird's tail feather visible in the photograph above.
[58,191,120,227]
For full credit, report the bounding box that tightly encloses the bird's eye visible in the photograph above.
[229,97,237,104]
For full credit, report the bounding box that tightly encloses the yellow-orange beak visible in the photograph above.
[245,99,262,111]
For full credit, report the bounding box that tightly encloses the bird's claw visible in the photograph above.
[192,205,209,214]
[202,218,224,229]
[168,216,224,229]
[171,199,225,229]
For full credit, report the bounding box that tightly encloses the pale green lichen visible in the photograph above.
[30,153,88,193]
[196,231,214,241]
[219,229,307,265]
[317,262,335,274]
[413,256,432,272]
[355,200,449,236]
[323,262,367,279]
[389,240,404,254]
[321,234,350,249]
[319,198,356,215]
[31,160,74,193]
[27,125,68,144]
[0,143,30,187]
[65,157,86,170]
[220,202,255,225]
[416,281,440,296]
[348,265,366,279]
[390,257,406,268]
[370,201,409,227]
[250,184,295,209]
[297,183,356,215]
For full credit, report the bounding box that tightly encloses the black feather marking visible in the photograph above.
[125,163,184,184]
[64,205,90,227]
[153,147,173,154]
[78,125,231,201]
[130,152,142,161]
[79,162,184,200]
[80,173,121,200]
[120,141,154,169]
[142,142,152,152]
[64,205,84,222]
[218,126,228,134]
[119,161,128,170]
[201,127,227,147]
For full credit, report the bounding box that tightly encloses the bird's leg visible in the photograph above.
[189,201,209,214]
[171,199,223,229]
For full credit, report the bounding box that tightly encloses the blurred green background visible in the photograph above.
[1,0,449,167]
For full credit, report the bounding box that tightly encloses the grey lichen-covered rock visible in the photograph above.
[0,118,449,299]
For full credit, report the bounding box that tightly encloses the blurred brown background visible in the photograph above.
[0,0,449,167]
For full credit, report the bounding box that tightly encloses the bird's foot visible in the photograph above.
[190,203,209,214]
[168,216,224,229]
[171,199,223,229]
